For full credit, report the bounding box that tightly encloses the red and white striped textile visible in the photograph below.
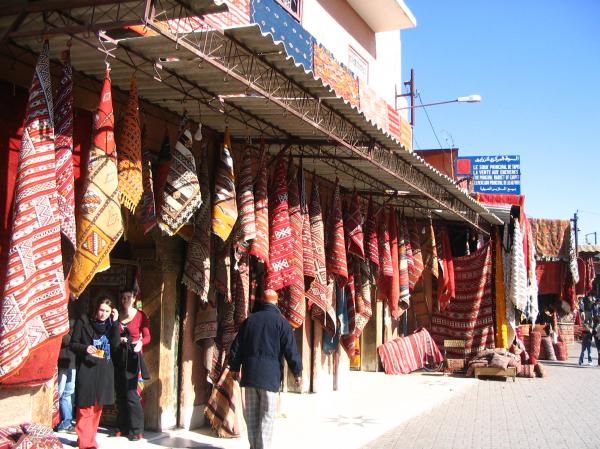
[0,42,68,383]
[378,328,443,375]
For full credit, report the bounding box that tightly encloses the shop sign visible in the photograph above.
[455,155,521,194]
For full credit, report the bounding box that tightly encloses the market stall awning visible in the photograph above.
[0,0,502,233]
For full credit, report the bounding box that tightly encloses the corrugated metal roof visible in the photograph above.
[0,7,500,229]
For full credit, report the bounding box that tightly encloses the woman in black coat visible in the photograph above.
[70,297,120,449]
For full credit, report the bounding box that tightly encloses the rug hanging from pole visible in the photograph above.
[53,47,76,274]
[117,76,143,213]
[69,68,123,297]
[0,42,69,384]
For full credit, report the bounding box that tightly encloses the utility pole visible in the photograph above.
[395,68,416,126]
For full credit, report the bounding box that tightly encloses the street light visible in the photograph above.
[395,68,481,126]
[396,94,482,110]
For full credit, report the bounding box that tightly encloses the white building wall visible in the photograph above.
[301,0,402,107]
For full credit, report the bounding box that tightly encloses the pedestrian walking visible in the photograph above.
[70,297,120,449]
[56,315,76,432]
[228,289,303,449]
[114,288,151,441]
[593,316,600,366]
[579,323,593,366]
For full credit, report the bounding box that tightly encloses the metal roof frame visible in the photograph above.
[0,0,501,234]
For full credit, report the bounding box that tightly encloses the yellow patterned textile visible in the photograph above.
[69,70,123,297]
[117,76,142,212]
[495,228,508,348]
[212,127,238,241]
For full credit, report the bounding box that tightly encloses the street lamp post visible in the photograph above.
[395,68,481,126]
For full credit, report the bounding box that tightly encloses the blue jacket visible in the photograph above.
[229,302,302,392]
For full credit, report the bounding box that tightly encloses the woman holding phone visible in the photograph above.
[70,296,120,449]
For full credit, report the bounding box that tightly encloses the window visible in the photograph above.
[276,0,301,20]
[348,46,369,82]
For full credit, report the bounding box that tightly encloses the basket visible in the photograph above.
[558,321,574,344]
[445,358,466,373]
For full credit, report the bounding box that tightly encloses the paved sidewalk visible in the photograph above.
[363,342,600,449]
[56,343,594,449]
[56,369,475,449]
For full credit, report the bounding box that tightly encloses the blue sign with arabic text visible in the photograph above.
[455,155,521,194]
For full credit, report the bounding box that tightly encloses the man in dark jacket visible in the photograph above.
[229,289,302,449]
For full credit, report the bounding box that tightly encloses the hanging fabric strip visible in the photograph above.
[306,178,336,335]
[53,47,76,274]
[364,196,380,269]
[281,157,306,328]
[117,76,143,213]
[421,218,439,278]
[70,68,123,297]
[299,163,315,286]
[525,218,539,323]
[182,150,212,301]
[325,178,348,285]
[407,218,424,289]
[398,216,410,311]
[508,218,528,313]
[235,145,256,250]
[437,226,455,311]
[0,41,69,383]
[212,127,237,241]
[387,208,401,318]
[233,252,250,328]
[266,156,298,291]
[249,148,269,264]
[159,118,202,236]
[153,132,171,215]
[494,227,508,349]
[345,190,365,259]
[136,150,157,235]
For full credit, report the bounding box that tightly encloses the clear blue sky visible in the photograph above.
[401,1,600,244]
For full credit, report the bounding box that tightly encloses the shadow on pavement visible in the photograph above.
[150,436,223,448]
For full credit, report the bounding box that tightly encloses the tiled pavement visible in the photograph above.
[363,342,600,449]
[56,343,596,449]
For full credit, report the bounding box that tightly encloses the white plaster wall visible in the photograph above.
[302,0,403,109]
[302,0,375,73]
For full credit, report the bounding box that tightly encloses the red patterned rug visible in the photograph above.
[378,328,443,374]
[431,242,495,358]
[0,42,68,384]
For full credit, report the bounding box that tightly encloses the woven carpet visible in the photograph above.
[266,156,298,291]
[117,76,143,213]
[364,196,379,270]
[325,179,348,285]
[529,218,570,259]
[212,128,237,242]
[431,242,495,358]
[69,68,123,297]
[345,191,364,259]
[53,48,76,274]
[182,150,212,300]
[136,150,157,234]
[235,145,256,249]
[436,226,455,312]
[280,158,305,328]
[378,328,443,375]
[306,179,336,335]
[0,42,68,384]
[159,123,202,236]
[299,165,315,285]
[387,209,400,318]
[249,149,269,264]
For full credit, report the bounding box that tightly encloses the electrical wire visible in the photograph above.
[417,92,443,149]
